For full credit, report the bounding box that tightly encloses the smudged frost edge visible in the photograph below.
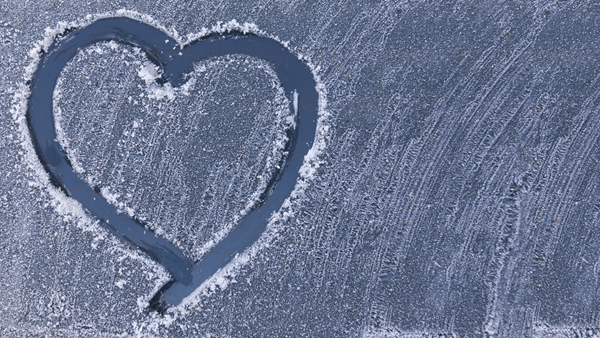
[11,9,331,333]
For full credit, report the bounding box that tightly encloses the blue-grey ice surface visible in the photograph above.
[2,1,600,337]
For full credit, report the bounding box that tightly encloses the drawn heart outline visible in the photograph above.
[26,17,319,313]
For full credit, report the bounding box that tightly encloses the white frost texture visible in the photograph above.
[6,1,594,337]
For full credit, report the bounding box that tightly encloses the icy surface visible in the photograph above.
[2,1,600,337]
[54,42,292,261]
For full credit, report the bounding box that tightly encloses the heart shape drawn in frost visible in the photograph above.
[25,16,321,314]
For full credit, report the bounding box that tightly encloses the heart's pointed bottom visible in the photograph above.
[149,279,176,314]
